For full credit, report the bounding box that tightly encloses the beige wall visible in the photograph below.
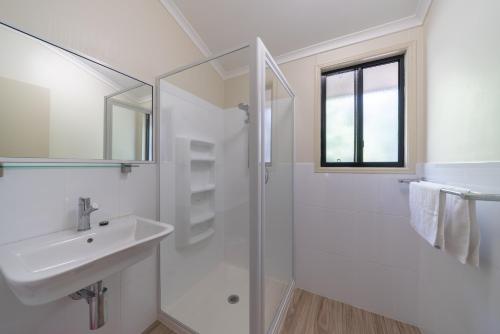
[224,73,250,108]
[280,56,318,163]
[165,61,225,108]
[425,0,500,162]
[0,0,224,105]
[0,76,50,157]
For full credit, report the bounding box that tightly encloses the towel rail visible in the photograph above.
[398,178,500,202]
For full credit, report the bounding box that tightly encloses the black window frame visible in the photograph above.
[320,54,405,168]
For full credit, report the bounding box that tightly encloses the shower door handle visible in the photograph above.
[265,166,270,184]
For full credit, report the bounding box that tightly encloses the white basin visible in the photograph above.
[0,215,174,305]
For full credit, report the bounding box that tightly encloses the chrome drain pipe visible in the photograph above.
[69,281,107,330]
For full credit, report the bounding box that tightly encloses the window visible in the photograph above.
[320,55,405,167]
[264,87,273,165]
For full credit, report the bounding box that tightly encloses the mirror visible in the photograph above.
[0,22,153,162]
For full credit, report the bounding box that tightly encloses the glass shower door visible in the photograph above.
[262,55,294,334]
[158,46,252,334]
[157,39,293,334]
[250,38,295,334]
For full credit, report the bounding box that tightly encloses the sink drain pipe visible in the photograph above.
[69,281,107,330]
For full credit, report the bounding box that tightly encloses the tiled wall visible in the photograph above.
[417,162,500,334]
[295,162,500,334]
[294,162,420,325]
[0,164,158,334]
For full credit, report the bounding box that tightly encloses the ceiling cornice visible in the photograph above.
[159,0,433,79]
[275,0,433,65]
[158,0,227,79]
[415,0,433,23]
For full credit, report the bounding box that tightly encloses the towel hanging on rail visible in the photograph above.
[409,181,446,249]
[442,185,480,267]
[409,181,480,267]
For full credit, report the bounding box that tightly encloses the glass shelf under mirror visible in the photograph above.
[0,162,146,177]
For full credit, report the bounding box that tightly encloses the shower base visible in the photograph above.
[164,263,250,334]
[163,263,289,334]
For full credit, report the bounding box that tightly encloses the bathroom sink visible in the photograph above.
[0,215,174,305]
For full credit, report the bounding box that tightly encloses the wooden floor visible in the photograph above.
[143,321,177,334]
[146,289,420,334]
[281,289,420,334]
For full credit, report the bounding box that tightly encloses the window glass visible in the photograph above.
[264,89,272,164]
[363,62,400,162]
[325,70,355,163]
[321,55,404,167]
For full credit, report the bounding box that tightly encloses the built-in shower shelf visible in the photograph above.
[190,212,215,226]
[188,228,215,246]
[190,140,215,160]
[191,184,215,194]
[175,136,217,249]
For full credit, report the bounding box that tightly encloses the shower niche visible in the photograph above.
[175,137,216,248]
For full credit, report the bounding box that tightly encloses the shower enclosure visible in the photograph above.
[157,39,294,334]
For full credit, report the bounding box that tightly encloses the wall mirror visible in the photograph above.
[0,22,153,162]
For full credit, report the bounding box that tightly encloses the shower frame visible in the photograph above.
[154,38,295,334]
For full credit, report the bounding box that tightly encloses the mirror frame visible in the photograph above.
[0,21,155,164]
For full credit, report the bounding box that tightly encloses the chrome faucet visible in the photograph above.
[78,197,99,231]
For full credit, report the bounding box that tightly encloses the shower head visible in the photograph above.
[238,103,250,124]
[238,103,249,112]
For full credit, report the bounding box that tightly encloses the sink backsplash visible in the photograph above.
[0,166,157,245]
[0,165,159,334]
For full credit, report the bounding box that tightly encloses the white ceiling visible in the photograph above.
[160,0,431,77]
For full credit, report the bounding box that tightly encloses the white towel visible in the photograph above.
[442,187,480,267]
[409,181,446,248]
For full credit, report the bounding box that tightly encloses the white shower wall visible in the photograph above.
[159,81,250,312]
[222,106,250,269]
[160,82,226,306]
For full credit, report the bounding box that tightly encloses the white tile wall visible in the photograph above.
[0,164,159,334]
[295,162,500,334]
[294,162,420,325]
[417,162,500,334]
